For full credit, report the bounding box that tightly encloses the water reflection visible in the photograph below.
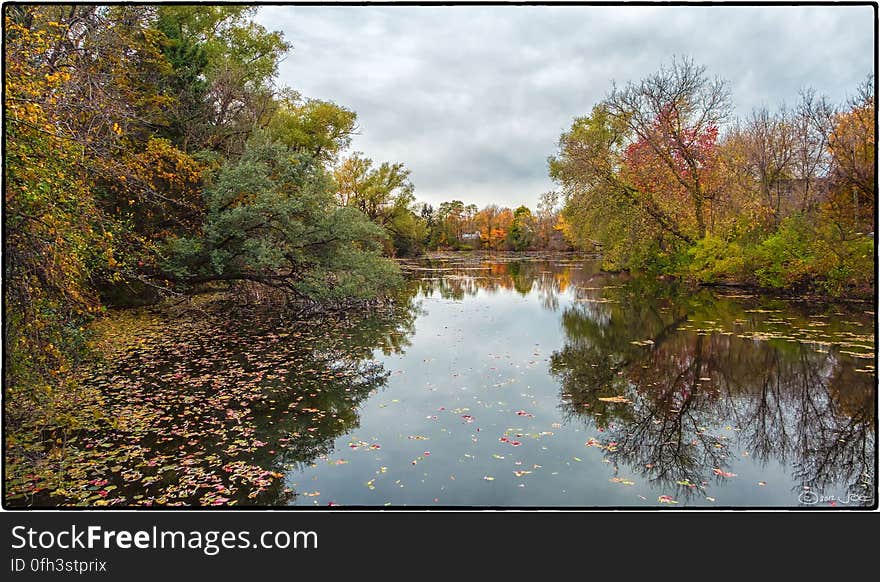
[402,255,607,311]
[549,279,875,504]
[396,257,873,505]
[14,256,873,507]
[12,295,422,507]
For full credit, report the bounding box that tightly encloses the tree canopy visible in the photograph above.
[550,58,874,291]
[3,5,412,465]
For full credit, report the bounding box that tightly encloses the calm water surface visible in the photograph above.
[286,256,876,507]
[23,256,875,507]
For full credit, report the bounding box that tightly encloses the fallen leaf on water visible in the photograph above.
[658,495,678,504]
[598,396,632,404]
[713,468,737,478]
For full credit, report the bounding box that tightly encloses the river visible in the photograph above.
[14,255,875,507]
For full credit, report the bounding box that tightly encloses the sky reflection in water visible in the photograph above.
[34,256,872,508]
[285,256,876,507]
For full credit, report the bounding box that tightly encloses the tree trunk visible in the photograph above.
[693,195,706,239]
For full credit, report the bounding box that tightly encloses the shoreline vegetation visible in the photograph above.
[548,58,874,302]
[406,251,874,303]
[3,6,874,505]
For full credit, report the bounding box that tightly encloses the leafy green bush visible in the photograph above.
[685,235,747,283]
[748,216,816,289]
[811,228,874,296]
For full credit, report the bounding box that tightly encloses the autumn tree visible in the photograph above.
[552,61,872,290]
[740,106,795,222]
[5,11,109,415]
[4,4,204,402]
[606,57,731,239]
[535,191,562,249]
[791,89,834,213]
[550,104,687,268]
[437,200,466,247]
[473,204,513,250]
[462,203,479,236]
[826,77,875,232]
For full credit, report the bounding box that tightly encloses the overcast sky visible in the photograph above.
[254,4,874,209]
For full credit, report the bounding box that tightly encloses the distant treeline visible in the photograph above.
[408,195,571,254]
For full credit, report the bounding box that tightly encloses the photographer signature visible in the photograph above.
[798,490,874,505]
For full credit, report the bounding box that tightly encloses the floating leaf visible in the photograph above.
[597,396,632,404]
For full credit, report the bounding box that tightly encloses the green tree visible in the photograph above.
[333,153,423,255]
[154,5,290,155]
[161,137,402,301]
[507,205,534,251]
[267,90,357,165]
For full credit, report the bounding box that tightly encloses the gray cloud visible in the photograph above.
[255,5,874,209]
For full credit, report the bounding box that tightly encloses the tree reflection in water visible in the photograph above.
[403,255,603,310]
[30,256,871,507]
[402,256,873,504]
[549,278,875,504]
[11,288,424,507]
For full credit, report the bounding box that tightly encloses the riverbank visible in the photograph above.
[408,250,875,302]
